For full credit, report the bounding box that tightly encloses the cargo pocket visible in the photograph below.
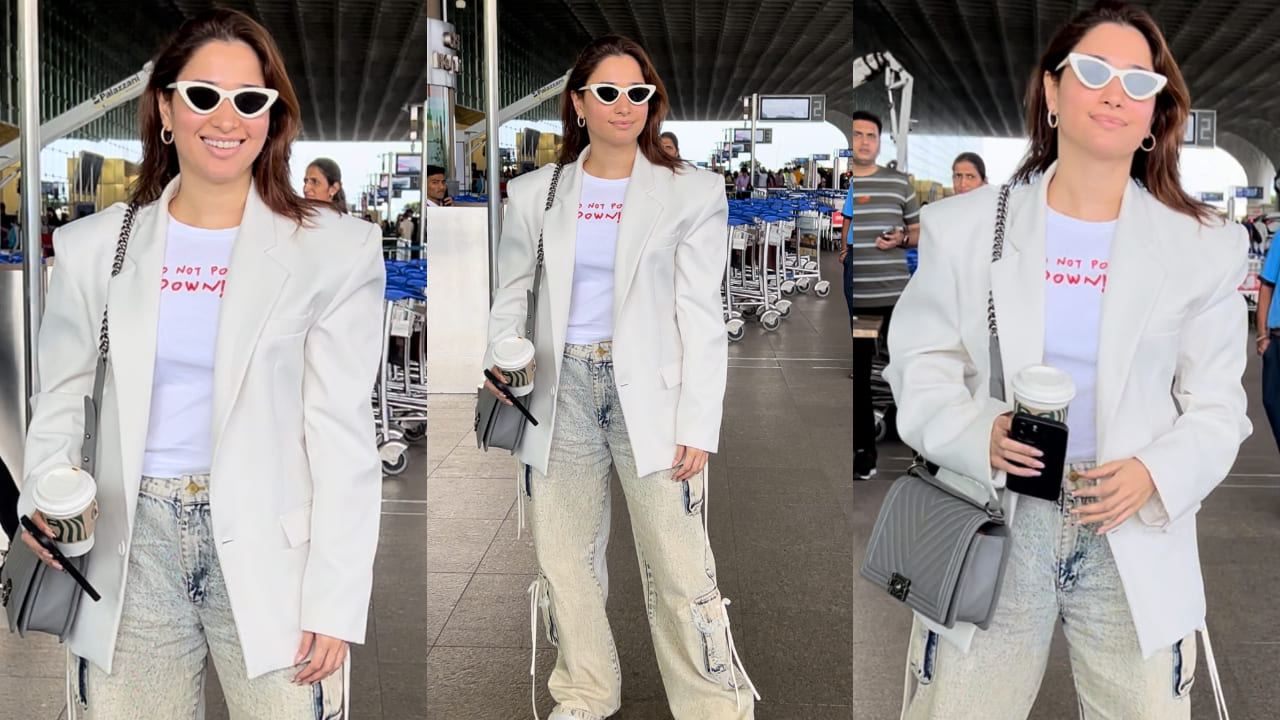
[537,572,559,647]
[683,466,705,516]
[75,654,89,709]
[690,587,733,688]
[908,621,939,686]
[1173,633,1197,698]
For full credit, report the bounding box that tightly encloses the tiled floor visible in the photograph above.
[0,452,430,719]
[426,256,856,719]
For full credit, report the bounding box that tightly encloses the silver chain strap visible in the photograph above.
[97,203,139,360]
[535,164,563,268]
[986,184,1011,339]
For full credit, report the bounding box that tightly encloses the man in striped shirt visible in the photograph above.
[840,110,920,480]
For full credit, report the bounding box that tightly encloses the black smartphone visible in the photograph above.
[1005,414,1069,502]
[19,515,101,601]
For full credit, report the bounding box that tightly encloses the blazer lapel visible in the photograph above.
[988,171,1051,398]
[109,182,176,525]
[613,147,663,322]
[210,184,293,456]
[1095,184,1166,447]
[543,156,582,379]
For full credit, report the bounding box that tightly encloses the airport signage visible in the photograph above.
[732,128,773,144]
[812,154,831,161]
[1235,186,1263,199]
[1184,109,1216,148]
[838,149,854,158]
[758,95,826,123]
[1199,191,1225,202]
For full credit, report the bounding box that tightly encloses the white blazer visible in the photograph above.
[485,146,729,477]
[884,162,1252,659]
[19,177,386,678]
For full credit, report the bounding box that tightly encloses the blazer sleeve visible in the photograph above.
[674,174,729,452]
[884,210,1012,485]
[299,224,386,643]
[483,175,542,370]
[19,228,99,521]
[1133,225,1252,528]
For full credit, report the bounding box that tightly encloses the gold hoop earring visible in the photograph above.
[161,128,174,145]
[1140,134,1156,152]
[1047,111,1059,129]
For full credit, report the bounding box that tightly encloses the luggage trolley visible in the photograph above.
[791,205,831,297]
[374,260,429,475]
[724,210,783,332]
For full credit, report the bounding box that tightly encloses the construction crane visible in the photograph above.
[852,51,913,172]
[0,63,153,185]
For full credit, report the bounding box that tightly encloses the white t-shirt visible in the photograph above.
[141,216,237,477]
[1043,207,1115,463]
[565,173,629,344]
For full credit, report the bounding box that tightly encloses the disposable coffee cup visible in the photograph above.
[31,466,99,557]
[493,337,536,397]
[1011,365,1076,424]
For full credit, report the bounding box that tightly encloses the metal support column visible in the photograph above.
[484,0,501,300]
[750,93,758,181]
[19,0,42,418]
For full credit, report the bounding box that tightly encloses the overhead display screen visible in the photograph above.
[759,96,810,120]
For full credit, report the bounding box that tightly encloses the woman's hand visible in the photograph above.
[293,631,349,685]
[989,413,1043,477]
[672,445,708,482]
[18,511,63,571]
[1071,459,1157,535]
[484,366,513,405]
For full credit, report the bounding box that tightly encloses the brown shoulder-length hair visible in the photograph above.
[557,36,684,173]
[132,8,313,225]
[308,157,349,214]
[1012,0,1211,222]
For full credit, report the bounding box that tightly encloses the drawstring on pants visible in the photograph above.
[1202,625,1229,720]
[700,467,760,710]
[528,576,542,720]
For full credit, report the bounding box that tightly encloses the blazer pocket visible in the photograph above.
[660,360,682,389]
[280,502,313,547]
[264,313,311,337]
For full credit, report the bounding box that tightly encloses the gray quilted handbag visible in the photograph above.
[475,164,562,453]
[859,184,1013,630]
[1,204,134,639]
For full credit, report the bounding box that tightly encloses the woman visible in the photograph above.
[303,157,349,213]
[884,3,1250,718]
[951,151,987,195]
[17,9,384,718]
[483,35,756,720]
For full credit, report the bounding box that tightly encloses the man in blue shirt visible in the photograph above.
[1257,237,1280,453]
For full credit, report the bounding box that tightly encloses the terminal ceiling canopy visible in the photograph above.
[856,0,1280,166]
[45,1,851,142]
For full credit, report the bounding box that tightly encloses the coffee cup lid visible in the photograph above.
[493,336,535,369]
[1011,365,1076,407]
[32,467,97,516]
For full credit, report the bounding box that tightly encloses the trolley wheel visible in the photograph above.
[741,305,758,318]
[804,260,818,271]
[382,453,409,476]
[404,423,427,443]
[730,310,744,320]
[761,310,782,331]
[776,299,793,318]
[796,277,812,293]
[726,319,746,342]
[814,280,831,298]
[781,280,797,296]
